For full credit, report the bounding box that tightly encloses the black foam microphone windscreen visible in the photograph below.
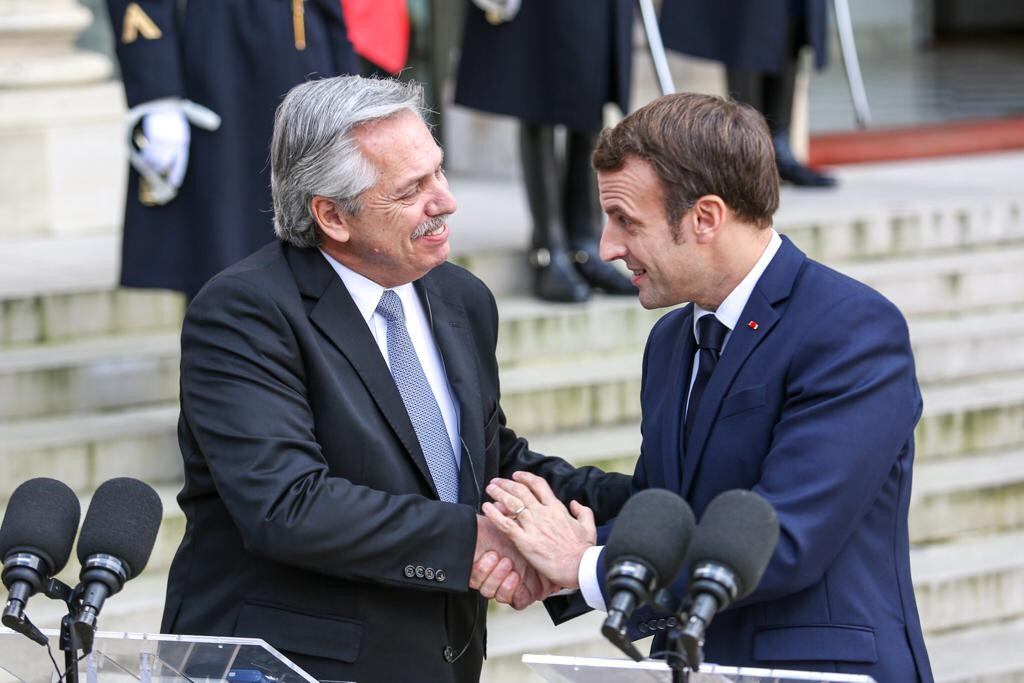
[687,489,780,600]
[77,478,163,578]
[605,488,696,584]
[0,477,81,574]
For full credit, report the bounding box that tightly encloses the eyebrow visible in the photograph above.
[603,203,632,218]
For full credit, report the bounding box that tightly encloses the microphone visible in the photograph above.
[71,478,162,651]
[678,489,779,668]
[601,489,695,661]
[0,478,82,646]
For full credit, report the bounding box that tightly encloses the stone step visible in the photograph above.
[910,308,1024,385]
[1,288,185,350]
[841,242,1024,318]
[917,372,1024,460]
[911,448,1024,544]
[927,617,1024,683]
[456,232,1024,303]
[913,531,1024,635]
[46,444,1024,605]
[450,154,1024,297]
[0,332,180,420]
[3,362,1024,505]
[0,405,182,501]
[495,295,664,368]
[2,295,1023,427]
[782,193,1024,266]
[499,350,644,434]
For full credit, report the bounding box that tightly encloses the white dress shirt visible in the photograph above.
[578,229,782,611]
[319,250,462,465]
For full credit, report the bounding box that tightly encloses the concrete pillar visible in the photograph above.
[0,0,127,239]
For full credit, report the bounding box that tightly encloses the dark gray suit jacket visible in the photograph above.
[162,242,630,682]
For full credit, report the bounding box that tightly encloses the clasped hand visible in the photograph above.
[469,471,596,610]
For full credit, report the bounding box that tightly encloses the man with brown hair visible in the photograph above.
[481,93,933,682]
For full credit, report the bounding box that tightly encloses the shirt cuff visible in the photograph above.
[578,544,607,612]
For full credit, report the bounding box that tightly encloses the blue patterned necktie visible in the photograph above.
[376,290,460,503]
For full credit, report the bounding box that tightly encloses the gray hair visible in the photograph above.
[270,76,428,248]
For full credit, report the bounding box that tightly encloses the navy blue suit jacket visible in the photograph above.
[608,237,933,682]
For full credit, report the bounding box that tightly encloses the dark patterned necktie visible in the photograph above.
[376,290,460,503]
[685,314,730,439]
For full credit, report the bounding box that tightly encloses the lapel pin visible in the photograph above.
[747,320,759,331]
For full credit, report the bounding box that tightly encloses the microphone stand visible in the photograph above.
[44,577,86,683]
[660,592,700,683]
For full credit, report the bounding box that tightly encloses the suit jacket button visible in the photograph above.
[436,569,447,582]
[415,565,425,578]
[403,565,415,578]
[638,623,648,634]
[425,568,435,580]
[657,619,667,630]
[443,646,456,662]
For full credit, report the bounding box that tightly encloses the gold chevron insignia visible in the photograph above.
[122,3,163,44]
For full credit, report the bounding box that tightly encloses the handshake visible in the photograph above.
[470,471,594,610]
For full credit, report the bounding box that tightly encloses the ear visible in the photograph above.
[310,196,351,244]
[691,195,728,243]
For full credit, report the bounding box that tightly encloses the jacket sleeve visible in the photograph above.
[106,0,184,104]
[471,283,633,524]
[179,273,479,593]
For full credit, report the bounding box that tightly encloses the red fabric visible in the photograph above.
[339,0,409,74]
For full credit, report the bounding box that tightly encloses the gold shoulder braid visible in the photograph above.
[292,0,306,50]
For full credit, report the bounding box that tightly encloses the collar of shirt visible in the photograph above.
[319,249,419,329]
[319,249,463,461]
[692,229,782,344]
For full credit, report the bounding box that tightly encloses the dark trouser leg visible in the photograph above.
[563,128,637,296]
[727,26,836,187]
[763,57,836,187]
[519,122,589,302]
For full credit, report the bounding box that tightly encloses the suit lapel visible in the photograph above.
[681,236,806,497]
[662,305,696,491]
[287,246,439,497]
[417,274,485,507]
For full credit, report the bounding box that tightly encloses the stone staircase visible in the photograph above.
[2,152,1024,682]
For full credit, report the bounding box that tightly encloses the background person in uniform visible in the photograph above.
[106,0,357,299]
[455,0,639,302]
[478,93,933,683]
[163,75,630,683]
[659,0,838,187]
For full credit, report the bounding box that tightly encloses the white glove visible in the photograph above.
[473,0,521,23]
[126,98,219,205]
[138,109,190,191]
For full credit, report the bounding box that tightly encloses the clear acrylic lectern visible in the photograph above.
[523,654,877,683]
[0,628,319,682]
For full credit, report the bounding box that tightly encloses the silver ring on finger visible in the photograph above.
[511,504,527,519]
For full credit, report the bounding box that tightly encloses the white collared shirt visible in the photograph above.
[686,229,782,412]
[319,250,462,465]
[578,229,782,611]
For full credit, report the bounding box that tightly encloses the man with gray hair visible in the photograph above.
[161,75,630,682]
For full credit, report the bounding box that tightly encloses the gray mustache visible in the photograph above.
[412,214,451,239]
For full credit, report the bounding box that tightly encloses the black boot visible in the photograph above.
[773,133,837,187]
[563,130,637,296]
[728,28,839,190]
[520,123,589,303]
[571,240,638,295]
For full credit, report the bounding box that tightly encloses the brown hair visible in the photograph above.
[592,93,779,232]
